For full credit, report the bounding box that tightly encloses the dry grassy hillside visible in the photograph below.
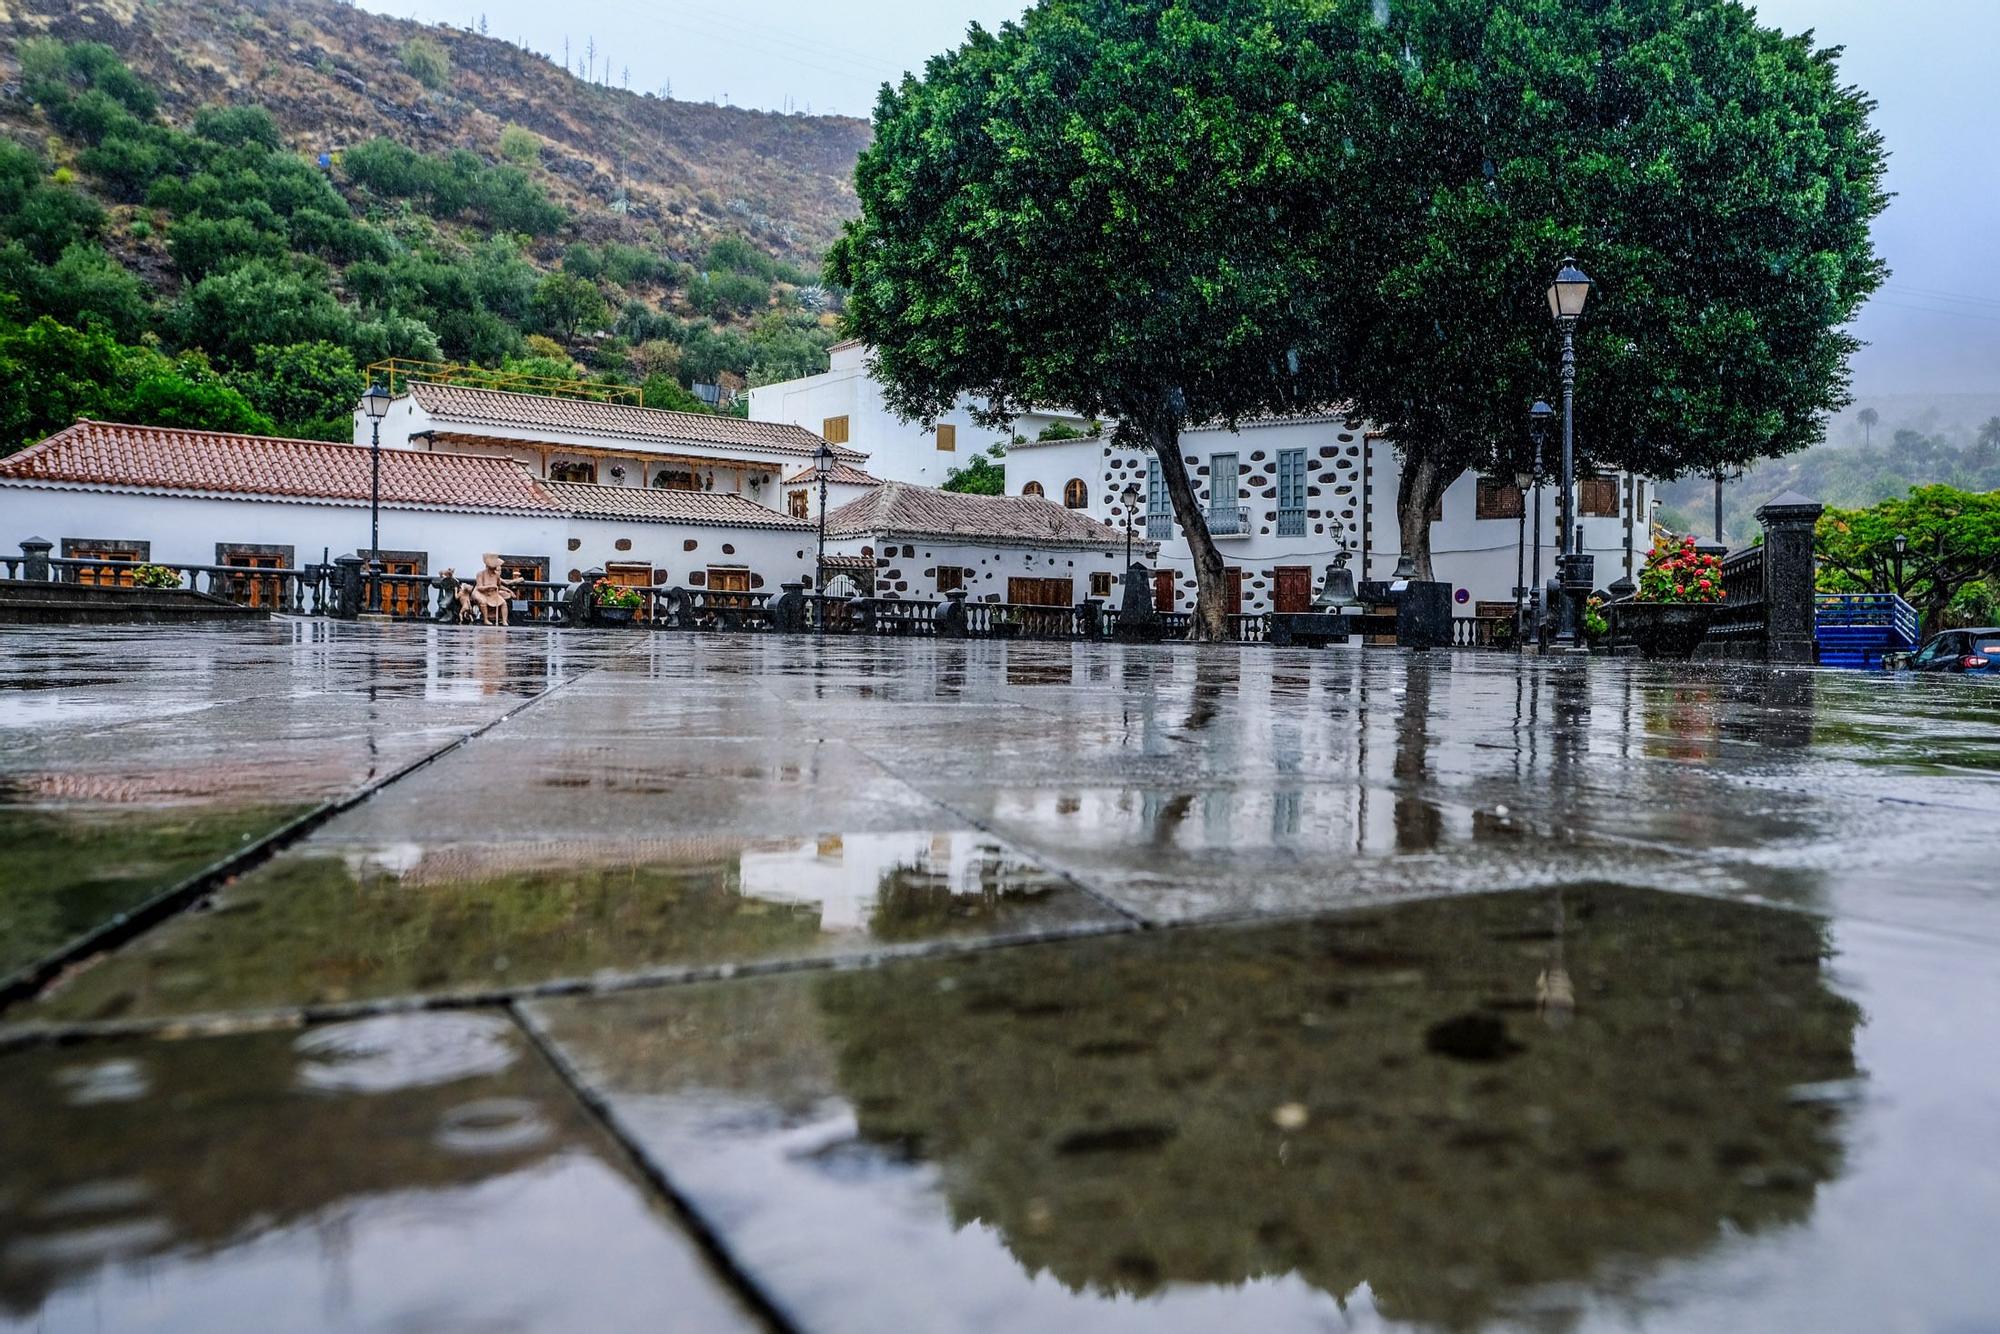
[0,0,870,265]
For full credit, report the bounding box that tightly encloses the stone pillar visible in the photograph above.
[332,555,365,619]
[1114,563,1162,642]
[934,590,969,639]
[20,537,52,581]
[771,582,807,634]
[1757,492,1824,666]
[1076,598,1103,640]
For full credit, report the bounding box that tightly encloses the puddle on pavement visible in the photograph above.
[32,831,1115,1020]
[0,804,311,982]
[0,1012,754,1331]
[528,884,1865,1333]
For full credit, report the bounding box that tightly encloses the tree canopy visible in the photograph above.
[1330,0,1889,572]
[830,0,1361,636]
[833,0,1889,604]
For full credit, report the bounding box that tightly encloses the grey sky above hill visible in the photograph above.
[369,0,2000,397]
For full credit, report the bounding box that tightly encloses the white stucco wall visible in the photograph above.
[749,344,1089,491]
[564,518,812,593]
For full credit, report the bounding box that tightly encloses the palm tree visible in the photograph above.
[1976,416,2000,466]
[1857,407,1880,447]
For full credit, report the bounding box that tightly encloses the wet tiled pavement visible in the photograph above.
[3,623,1999,1331]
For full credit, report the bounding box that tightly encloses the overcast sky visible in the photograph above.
[371,0,2000,398]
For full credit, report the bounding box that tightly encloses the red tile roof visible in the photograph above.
[408,381,866,461]
[0,421,560,512]
[781,461,883,487]
[824,482,1140,549]
[543,481,812,529]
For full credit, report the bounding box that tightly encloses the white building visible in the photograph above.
[751,351,1654,616]
[1010,417,1651,616]
[0,420,815,603]
[364,379,867,508]
[822,482,1148,605]
[746,340,1093,490]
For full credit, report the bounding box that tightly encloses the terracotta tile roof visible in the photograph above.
[407,381,865,460]
[0,420,559,512]
[781,461,883,486]
[824,482,1139,549]
[544,481,812,529]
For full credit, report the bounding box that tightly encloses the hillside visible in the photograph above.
[0,0,869,265]
[0,5,879,453]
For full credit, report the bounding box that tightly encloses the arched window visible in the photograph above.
[1022,481,1045,498]
[1063,479,1089,509]
[549,461,597,484]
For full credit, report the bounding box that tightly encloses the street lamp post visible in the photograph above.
[359,383,392,613]
[1513,465,1532,649]
[1547,258,1593,649]
[1892,531,1908,595]
[1529,400,1553,647]
[812,443,834,631]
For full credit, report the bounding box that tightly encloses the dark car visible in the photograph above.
[1907,628,2000,676]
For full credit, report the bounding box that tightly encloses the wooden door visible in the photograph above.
[1006,577,1072,607]
[375,557,423,617]
[1273,566,1311,614]
[605,561,654,622]
[220,550,286,609]
[706,567,752,614]
[1154,570,1175,613]
[1225,568,1244,616]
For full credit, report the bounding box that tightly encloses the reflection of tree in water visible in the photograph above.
[812,886,1861,1330]
[0,1016,573,1319]
[867,846,1066,944]
[1392,657,1443,852]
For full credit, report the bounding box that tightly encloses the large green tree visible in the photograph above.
[1322,0,1888,575]
[833,0,1887,619]
[829,0,1359,638]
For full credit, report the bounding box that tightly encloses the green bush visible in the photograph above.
[498,123,539,166]
[399,37,451,91]
[168,215,284,280]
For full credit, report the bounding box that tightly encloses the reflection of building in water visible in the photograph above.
[738,831,1025,932]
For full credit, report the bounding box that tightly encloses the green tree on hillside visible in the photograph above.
[531,272,609,342]
[399,37,451,91]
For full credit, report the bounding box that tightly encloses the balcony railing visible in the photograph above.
[1276,509,1305,537]
[1145,514,1173,541]
[1207,506,1251,536]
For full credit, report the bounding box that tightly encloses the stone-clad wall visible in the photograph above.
[825,535,1128,603]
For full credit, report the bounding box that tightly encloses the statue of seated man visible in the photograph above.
[468,554,520,626]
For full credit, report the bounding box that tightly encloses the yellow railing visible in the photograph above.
[365,358,645,406]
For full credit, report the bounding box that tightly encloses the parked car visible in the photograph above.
[1906,627,2000,676]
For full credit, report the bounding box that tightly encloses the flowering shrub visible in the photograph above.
[1584,595,1609,640]
[131,563,181,589]
[1637,537,1725,604]
[594,582,642,611]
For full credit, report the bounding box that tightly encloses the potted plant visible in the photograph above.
[593,581,643,625]
[131,563,181,589]
[1619,537,1725,659]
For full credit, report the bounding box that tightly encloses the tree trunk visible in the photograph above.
[1145,418,1231,641]
[1394,451,1456,582]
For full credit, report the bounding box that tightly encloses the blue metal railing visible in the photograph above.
[1816,593,1921,669]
